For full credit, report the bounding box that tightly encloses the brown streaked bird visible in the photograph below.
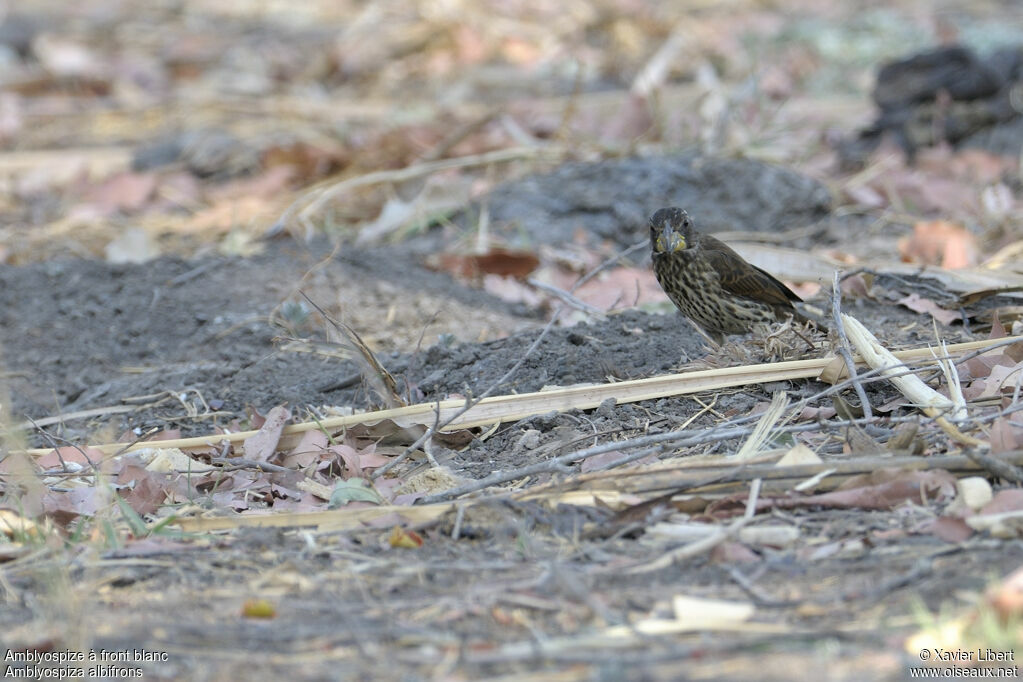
[650,207,820,345]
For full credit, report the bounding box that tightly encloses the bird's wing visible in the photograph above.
[700,235,802,305]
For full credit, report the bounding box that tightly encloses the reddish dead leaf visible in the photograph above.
[281,429,329,470]
[709,541,760,564]
[918,147,1017,185]
[373,478,404,503]
[964,351,1009,380]
[40,488,102,525]
[426,249,540,281]
[82,172,158,214]
[965,356,1023,396]
[924,516,974,543]
[329,443,364,479]
[990,417,1023,454]
[388,525,424,548]
[117,464,170,517]
[839,272,874,299]
[980,490,1023,515]
[896,293,960,325]
[796,405,837,420]
[243,405,292,463]
[568,267,667,310]
[357,452,392,470]
[898,220,978,269]
[183,196,279,234]
[987,565,1023,622]
[147,429,183,442]
[261,141,347,183]
[37,446,104,470]
[787,281,822,300]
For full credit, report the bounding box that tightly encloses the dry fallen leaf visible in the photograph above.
[898,220,979,269]
[388,525,424,548]
[243,405,292,463]
[426,248,540,281]
[896,292,960,325]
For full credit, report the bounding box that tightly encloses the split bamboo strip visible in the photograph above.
[21,335,1018,458]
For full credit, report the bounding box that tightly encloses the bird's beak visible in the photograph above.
[659,223,686,253]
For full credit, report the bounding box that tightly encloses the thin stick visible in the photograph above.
[833,273,873,419]
[527,278,603,314]
[570,239,648,291]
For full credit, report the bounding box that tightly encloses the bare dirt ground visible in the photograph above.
[3,1,1023,680]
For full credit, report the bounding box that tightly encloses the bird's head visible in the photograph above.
[650,207,695,255]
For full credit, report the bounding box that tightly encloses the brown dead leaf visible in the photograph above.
[795,405,837,421]
[898,220,978,269]
[980,490,1023,515]
[330,443,364,479]
[183,196,280,234]
[37,446,104,470]
[839,272,874,299]
[709,541,760,564]
[989,418,1023,454]
[243,405,292,463]
[569,267,667,310]
[262,141,348,184]
[924,516,974,543]
[896,293,960,325]
[41,487,102,525]
[357,451,391,470]
[117,465,170,518]
[281,429,329,470]
[388,525,424,548]
[427,249,540,281]
[918,147,1018,185]
[82,172,159,214]
[986,564,1023,622]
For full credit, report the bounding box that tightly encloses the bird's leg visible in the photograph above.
[684,317,723,350]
